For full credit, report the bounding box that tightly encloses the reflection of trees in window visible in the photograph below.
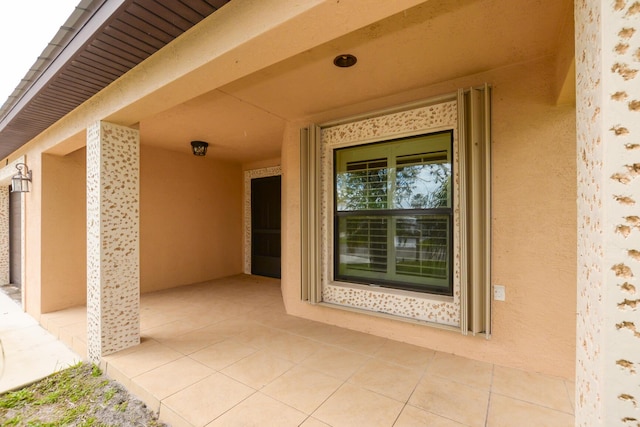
[336,158,388,211]
[334,131,453,295]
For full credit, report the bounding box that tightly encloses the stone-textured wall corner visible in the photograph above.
[576,1,640,425]
[87,121,140,362]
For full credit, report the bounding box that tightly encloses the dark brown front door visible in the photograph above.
[251,175,281,278]
[9,187,21,286]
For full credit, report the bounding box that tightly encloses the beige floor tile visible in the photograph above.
[140,310,184,331]
[158,403,192,427]
[487,394,574,427]
[299,417,331,427]
[105,340,183,378]
[143,319,209,343]
[263,332,320,363]
[58,321,87,347]
[374,340,435,372]
[158,324,230,355]
[427,352,493,389]
[234,324,288,349]
[565,379,575,412]
[71,338,87,360]
[322,328,388,354]
[300,344,369,380]
[261,365,343,414]
[395,404,466,426]
[190,338,258,370]
[161,373,254,427]
[131,357,214,400]
[102,336,158,360]
[492,366,573,413]
[349,358,422,402]
[201,317,255,336]
[206,392,307,426]
[221,349,294,389]
[249,308,314,332]
[313,382,404,427]
[39,306,86,332]
[409,375,489,427]
[293,322,351,342]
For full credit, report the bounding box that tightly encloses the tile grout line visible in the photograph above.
[484,363,495,427]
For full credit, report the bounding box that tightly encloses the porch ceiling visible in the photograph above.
[139,0,574,164]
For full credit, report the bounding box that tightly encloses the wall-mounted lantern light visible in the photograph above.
[11,163,32,193]
[191,140,209,156]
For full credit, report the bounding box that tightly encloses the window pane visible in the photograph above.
[338,216,387,274]
[395,152,451,209]
[395,215,449,281]
[334,131,453,295]
[336,159,388,211]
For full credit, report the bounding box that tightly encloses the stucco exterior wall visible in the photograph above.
[140,146,244,293]
[40,149,87,313]
[282,56,577,379]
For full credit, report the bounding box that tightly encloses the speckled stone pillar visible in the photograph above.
[576,1,640,425]
[86,121,140,363]
[0,186,9,285]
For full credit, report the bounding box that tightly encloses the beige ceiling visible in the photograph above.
[140,0,573,164]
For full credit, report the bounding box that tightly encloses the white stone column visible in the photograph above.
[86,121,140,362]
[576,1,640,425]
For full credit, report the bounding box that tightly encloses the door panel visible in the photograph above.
[251,176,281,278]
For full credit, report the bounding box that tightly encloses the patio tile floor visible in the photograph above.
[40,275,575,427]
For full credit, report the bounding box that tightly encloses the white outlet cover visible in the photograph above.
[494,285,506,301]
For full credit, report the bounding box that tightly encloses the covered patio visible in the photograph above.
[41,275,574,427]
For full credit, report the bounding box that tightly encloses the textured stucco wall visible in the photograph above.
[140,146,244,293]
[575,1,640,425]
[41,149,87,313]
[282,56,577,378]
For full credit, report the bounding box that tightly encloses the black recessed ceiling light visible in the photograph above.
[333,54,357,68]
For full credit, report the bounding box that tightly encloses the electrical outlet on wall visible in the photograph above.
[494,285,506,301]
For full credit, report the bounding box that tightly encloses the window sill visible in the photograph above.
[323,280,459,326]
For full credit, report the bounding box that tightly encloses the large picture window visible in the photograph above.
[334,131,453,295]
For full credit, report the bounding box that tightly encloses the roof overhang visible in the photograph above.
[0,0,229,160]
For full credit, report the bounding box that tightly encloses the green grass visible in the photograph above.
[0,362,165,427]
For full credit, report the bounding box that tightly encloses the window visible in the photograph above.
[301,85,491,334]
[334,131,453,295]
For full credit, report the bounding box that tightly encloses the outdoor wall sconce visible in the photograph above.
[11,163,32,193]
[191,140,209,156]
[333,54,357,68]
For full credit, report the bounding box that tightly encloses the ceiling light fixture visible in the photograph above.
[191,140,209,156]
[333,54,357,68]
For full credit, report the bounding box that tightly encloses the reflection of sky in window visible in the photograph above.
[395,163,451,209]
